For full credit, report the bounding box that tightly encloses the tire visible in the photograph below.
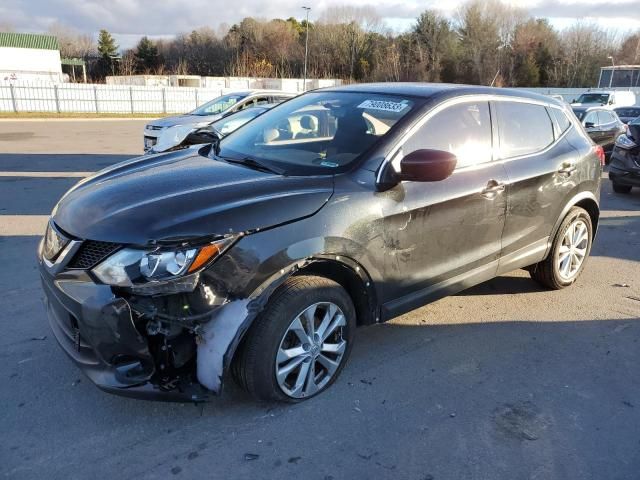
[232,275,356,402]
[529,206,593,290]
[612,182,632,194]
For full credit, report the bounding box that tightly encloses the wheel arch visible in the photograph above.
[223,255,378,384]
[549,191,600,249]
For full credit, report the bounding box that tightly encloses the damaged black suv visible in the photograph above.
[39,84,602,402]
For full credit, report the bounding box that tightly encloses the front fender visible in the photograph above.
[196,253,376,393]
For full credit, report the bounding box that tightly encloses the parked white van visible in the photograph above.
[571,90,636,109]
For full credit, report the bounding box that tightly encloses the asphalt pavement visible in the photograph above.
[1,120,639,480]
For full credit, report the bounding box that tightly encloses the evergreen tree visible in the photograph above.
[135,36,159,72]
[97,29,119,77]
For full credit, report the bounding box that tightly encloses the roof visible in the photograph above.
[601,65,640,70]
[0,32,59,50]
[61,58,85,66]
[321,82,555,104]
[570,106,607,113]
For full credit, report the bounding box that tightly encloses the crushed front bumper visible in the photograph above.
[39,262,211,402]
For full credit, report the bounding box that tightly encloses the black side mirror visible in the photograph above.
[400,149,457,182]
[584,122,595,129]
[184,127,220,146]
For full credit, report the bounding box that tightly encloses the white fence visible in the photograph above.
[2,83,639,114]
[0,82,240,114]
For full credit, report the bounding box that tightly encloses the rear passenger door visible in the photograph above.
[496,101,578,273]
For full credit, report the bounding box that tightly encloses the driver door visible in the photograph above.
[381,100,508,315]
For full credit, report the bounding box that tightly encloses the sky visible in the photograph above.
[1,0,639,49]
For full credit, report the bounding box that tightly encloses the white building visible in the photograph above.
[0,32,63,83]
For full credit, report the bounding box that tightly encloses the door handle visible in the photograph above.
[558,162,576,175]
[481,180,505,197]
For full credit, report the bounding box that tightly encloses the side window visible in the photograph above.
[583,111,598,126]
[602,111,615,124]
[496,102,554,158]
[549,107,572,136]
[255,96,270,106]
[401,101,492,169]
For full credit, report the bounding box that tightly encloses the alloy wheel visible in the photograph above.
[275,302,347,399]
[557,219,589,281]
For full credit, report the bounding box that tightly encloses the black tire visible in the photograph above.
[612,182,632,194]
[232,275,356,402]
[529,206,593,290]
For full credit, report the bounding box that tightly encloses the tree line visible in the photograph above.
[50,0,640,87]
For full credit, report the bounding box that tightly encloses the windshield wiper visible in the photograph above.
[220,156,286,176]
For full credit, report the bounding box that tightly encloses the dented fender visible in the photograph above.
[195,254,376,393]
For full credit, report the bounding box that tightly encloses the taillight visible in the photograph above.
[594,145,605,166]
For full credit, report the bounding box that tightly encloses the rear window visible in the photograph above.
[496,102,554,158]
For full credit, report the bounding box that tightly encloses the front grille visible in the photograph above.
[68,240,121,269]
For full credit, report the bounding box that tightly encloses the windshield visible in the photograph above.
[217,91,417,175]
[212,107,267,136]
[191,94,247,116]
[615,108,640,118]
[576,93,610,104]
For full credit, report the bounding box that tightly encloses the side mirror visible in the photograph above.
[184,126,219,146]
[585,122,595,129]
[400,149,457,182]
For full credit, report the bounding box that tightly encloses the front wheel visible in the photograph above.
[232,275,356,402]
[529,206,593,290]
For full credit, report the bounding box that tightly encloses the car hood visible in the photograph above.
[53,149,334,245]
[150,114,221,128]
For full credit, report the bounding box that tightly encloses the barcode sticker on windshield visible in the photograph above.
[357,99,409,113]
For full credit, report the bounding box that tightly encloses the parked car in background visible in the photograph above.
[571,90,636,109]
[614,106,640,124]
[571,106,626,158]
[39,84,602,403]
[143,91,295,151]
[609,117,640,193]
[147,104,276,155]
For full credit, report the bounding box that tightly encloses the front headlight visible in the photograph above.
[193,121,212,128]
[615,134,638,150]
[92,236,236,293]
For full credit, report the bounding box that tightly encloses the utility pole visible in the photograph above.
[607,55,615,88]
[302,6,311,92]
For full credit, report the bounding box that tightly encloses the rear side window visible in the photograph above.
[402,101,492,169]
[549,107,572,136]
[496,102,554,158]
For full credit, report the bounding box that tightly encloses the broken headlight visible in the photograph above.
[92,236,236,294]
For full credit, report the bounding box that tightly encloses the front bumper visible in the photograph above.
[609,148,640,187]
[39,261,211,402]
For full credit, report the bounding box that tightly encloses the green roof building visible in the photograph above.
[0,32,63,83]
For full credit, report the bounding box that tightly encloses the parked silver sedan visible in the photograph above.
[143,90,295,151]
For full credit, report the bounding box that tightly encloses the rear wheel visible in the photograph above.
[612,182,632,194]
[529,207,592,290]
[233,275,355,402]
